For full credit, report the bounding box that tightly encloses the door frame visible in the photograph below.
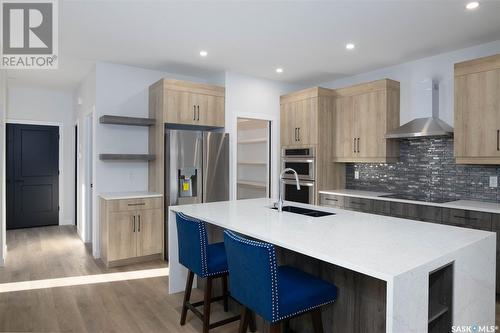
[5,119,64,227]
[231,113,277,200]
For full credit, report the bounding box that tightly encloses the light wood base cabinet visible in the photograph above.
[100,196,163,267]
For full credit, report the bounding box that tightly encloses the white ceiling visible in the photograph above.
[6,0,500,89]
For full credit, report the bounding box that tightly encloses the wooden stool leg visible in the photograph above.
[270,322,281,333]
[248,311,257,332]
[311,308,324,333]
[222,274,229,312]
[180,270,194,325]
[203,277,213,333]
[238,306,250,333]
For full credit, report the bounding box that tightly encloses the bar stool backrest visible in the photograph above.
[176,212,209,278]
[223,230,279,323]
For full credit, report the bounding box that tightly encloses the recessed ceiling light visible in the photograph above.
[466,1,479,9]
[346,43,355,50]
[199,50,208,57]
[276,68,283,74]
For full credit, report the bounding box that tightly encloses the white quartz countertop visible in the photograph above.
[319,189,500,214]
[169,198,493,281]
[99,191,163,200]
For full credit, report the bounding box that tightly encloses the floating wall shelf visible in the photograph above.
[99,115,156,126]
[99,154,156,161]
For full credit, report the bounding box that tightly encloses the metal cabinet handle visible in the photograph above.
[138,215,141,232]
[324,198,338,202]
[357,138,360,153]
[353,138,356,153]
[297,128,300,141]
[453,215,478,221]
[497,130,499,151]
[193,105,196,120]
[133,215,136,232]
[128,203,146,206]
[295,128,298,141]
[197,105,200,121]
[349,201,366,206]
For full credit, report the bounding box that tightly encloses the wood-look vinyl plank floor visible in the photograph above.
[0,226,240,332]
[0,225,498,332]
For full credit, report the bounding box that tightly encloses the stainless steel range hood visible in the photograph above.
[385,117,453,139]
[385,79,453,139]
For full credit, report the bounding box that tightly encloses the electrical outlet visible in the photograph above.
[490,176,498,188]
[354,171,360,180]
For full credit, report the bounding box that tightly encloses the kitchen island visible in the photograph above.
[168,198,495,333]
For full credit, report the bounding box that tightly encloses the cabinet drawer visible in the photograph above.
[320,194,344,208]
[344,197,373,212]
[390,202,442,223]
[107,197,163,212]
[442,208,492,230]
[372,200,391,216]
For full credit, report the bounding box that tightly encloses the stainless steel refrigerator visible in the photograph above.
[164,129,229,257]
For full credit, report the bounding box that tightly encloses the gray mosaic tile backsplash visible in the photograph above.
[346,137,500,203]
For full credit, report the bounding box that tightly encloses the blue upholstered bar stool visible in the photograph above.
[176,212,242,333]
[223,230,338,333]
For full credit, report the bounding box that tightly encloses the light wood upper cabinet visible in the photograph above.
[280,101,296,146]
[150,79,225,128]
[454,54,500,164]
[280,88,346,201]
[295,98,318,145]
[332,79,400,163]
[200,95,225,127]
[333,96,354,159]
[280,90,319,146]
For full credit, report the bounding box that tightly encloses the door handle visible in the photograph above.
[357,138,360,153]
[353,138,356,153]
[295,128,298,141]
[138,214,141,232]
[133,215,136,232]
[193,105,196,120]
[197,105,200,121]
[497,130,499,151]
[297,128,300,141]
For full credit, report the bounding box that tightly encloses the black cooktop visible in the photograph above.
[379,194,457,204]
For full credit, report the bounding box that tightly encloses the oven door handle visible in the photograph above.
[282,180,315,187]
[282,158,315,163]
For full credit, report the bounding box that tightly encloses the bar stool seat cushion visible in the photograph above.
[207,242,228,275]
[277,266,337,320]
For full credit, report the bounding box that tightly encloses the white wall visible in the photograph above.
[0,70,6,265]
[82,62,213,258]
[320,39,500,126]
[75,67,96,243]
[6,83,75,227]
[224,71,303,200]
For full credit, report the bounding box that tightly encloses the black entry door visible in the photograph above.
[7,124,59,229]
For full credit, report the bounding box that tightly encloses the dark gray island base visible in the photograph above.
[168,199,495,333]
[203,224,387,333]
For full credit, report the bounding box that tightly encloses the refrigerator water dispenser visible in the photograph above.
[178,167,197,197]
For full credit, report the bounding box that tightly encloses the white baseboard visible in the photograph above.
[0,245,6,267]
[60,219,74,226]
